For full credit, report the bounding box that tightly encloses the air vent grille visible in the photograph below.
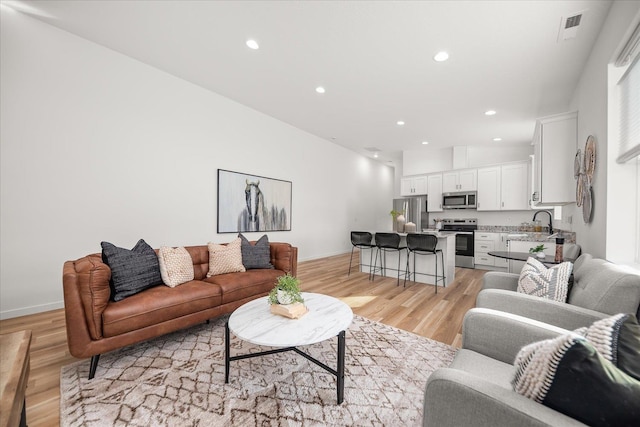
[565,14,582,29]
[364,147,382,152]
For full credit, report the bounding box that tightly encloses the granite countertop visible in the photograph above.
[476,226,576,243]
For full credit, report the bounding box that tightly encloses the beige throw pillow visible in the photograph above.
[157,246,194,287]
[207,238,246,277]
[517,257,573,302]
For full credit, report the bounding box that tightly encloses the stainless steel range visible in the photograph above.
[441,218,477,268]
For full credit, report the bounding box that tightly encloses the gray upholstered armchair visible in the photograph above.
[423,308,586,426]
[476,254,640,330]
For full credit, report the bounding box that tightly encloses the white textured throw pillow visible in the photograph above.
[517,257,573,302]
[207,238,246,277]
[157,246,194,287]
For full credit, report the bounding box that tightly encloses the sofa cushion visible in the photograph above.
[517,257,573,302]
[207,238,246,277]
[569,256,640,316]
[158,246,195,287]
[450,349,515,390]
[102,280,222,337]
[101,239,163,301]
[513,333,640,426]
[205,269,282,305]
[576,313,640,381]
[239,233,274,270]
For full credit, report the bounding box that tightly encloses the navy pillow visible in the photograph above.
[101,239,163,301]
[238,233,274,270]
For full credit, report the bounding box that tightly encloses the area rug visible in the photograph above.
[60,315,456,426]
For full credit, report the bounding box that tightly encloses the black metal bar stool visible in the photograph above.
[348,231,375,277]
[371,232,407,286]
[404,233,445,293]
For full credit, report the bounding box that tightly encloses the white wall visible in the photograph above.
[0,10,393,319]
[566,0,640,259]
[402,145,532,176]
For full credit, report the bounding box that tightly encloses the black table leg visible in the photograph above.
[337,330,346,404]
[225,321,230,383]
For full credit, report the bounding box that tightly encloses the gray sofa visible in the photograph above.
[423,308,586,426]
[477,253,640,330]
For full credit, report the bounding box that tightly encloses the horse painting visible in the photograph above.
[237,179,288,232]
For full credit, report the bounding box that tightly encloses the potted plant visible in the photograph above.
[390,209,405,232]
[529,244,547,259]
[268,273,304,305]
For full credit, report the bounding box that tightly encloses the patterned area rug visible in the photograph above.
[60,315,456,426]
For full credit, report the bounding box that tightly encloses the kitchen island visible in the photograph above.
[360,231,456,287]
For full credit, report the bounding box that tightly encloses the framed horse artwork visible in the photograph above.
[217,169,292,233]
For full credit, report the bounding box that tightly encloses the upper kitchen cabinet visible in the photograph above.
[442,169,477,193]
[400,175,428,196]
[477,161,529,211]
[531,112,577,206]
[426,173,443,212]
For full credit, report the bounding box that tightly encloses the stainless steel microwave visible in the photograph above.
[442,191,477,209]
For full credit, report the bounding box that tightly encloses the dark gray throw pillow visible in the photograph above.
[238,233,274,270]
[513,334,640,426]
[101,239,163,301]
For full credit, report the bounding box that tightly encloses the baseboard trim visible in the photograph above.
[0,300,64,320]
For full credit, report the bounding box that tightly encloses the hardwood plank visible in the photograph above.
[0,251,487,426]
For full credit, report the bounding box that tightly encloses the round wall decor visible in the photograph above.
[584,135,596,180]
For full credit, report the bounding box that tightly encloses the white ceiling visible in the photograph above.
[7,0,613,165]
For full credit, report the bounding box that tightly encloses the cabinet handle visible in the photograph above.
[501,202,504,207]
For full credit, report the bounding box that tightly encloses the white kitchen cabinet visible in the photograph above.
[443,169,477,193]
[477,167,501,211]
[426,173,443,212]
[474,231,508,270]
[401,175,427,196]
[477,161,529,211]
[531,111,577,206]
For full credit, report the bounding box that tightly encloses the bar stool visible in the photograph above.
[348,231,375,277]
[371,232,407,286]
[404,233,445,293]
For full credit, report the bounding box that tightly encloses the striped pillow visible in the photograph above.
[517,257,573,302]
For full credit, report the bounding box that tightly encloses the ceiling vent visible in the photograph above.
[364,147,382,152]
[558,12,584,42]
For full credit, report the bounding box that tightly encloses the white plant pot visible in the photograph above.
[536,252,546,259]
[277,289,294,305]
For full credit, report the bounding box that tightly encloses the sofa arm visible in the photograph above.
[424,368,586,427]
[482,271,520,291]
[269,243,298,277]
[462,308,570,364]
[476,289,608,330]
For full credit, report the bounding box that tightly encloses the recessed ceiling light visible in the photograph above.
[246,39,259,50]
[433,51,449,62]
[397,121,405,126]
[374,153,379,158]
[493,137,502,142]
[485,110,497,116]
[422,141,429,145]
[315,86,326,94]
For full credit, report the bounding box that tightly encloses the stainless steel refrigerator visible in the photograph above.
[393,197,429,231]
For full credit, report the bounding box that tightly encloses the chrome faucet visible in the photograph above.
[532,210,553,235]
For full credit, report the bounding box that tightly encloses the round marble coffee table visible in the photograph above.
[225,292,353,404]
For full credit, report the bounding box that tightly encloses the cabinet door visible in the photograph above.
[458,169,477,191]
[442,172,459,193]
[477,167,501,211]
[400,178,414,196]
[413,176,428,195]
[495,234,509,267]
[501,162,529,210]
[427,174,443,212]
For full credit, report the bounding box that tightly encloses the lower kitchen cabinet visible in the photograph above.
[474,232,508,270]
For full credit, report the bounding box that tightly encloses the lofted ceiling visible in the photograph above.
[4,0,613,165]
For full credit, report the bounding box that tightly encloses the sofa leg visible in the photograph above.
[89,354,100,380]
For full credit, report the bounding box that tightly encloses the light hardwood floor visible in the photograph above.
[0,251,488,426]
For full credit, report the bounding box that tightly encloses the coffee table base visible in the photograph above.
[225,322,346,404]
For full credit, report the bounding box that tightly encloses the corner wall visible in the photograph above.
[566,0,640,259]
[0,10,393,318]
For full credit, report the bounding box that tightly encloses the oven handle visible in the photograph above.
[450,231,474,235]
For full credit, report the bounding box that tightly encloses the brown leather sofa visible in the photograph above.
[63,242,298,379]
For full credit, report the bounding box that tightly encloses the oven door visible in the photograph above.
[455,232,474,257]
